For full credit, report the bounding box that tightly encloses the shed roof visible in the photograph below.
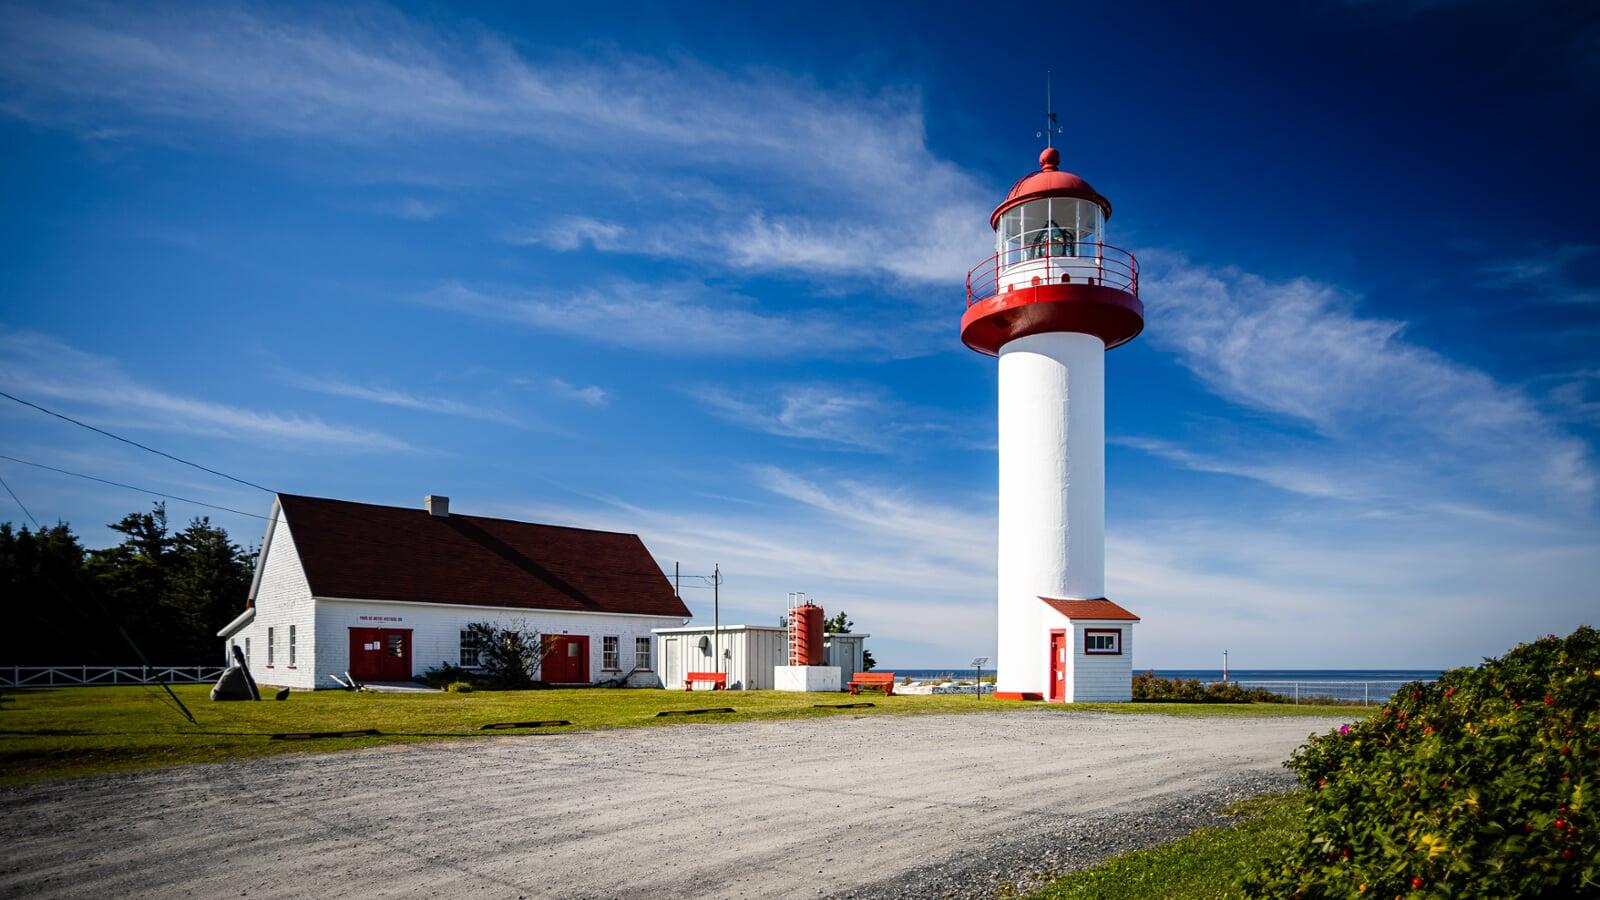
[1040,597,1141,621]
[276,493,690,619]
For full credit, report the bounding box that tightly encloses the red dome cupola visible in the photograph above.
[961,147,1143,356]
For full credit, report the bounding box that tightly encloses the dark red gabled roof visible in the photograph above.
[275,494,690,618]
[1040,597,1141,621]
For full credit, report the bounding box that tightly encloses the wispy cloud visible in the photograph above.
[414,281,942,358]
[1478,244,1600,306]
[0,330,411,450]
[691,382,951,452]
[1140,253,1597,513]
[389,196,445,221]
[0,2,992,286]
[544,378,608,407]
[283,374,520,425]
[1112,435,1359,502]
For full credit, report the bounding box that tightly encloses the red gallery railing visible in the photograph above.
[966,241,1140,306]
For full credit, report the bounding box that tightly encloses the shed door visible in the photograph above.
[664,638,680,688]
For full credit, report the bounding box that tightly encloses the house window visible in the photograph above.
[267,627,275,666]
[288,625,297,666]
[602,636,619,670]
[635,636,652,670]
[1084,629,1122,655]
[459,629,481,667]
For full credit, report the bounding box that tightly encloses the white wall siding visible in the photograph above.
[314,598,678,689]
[1071,621,1133,702]
[229,514,318,690]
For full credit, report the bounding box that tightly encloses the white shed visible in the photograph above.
[654,625,785,690]
[653,625,873,690]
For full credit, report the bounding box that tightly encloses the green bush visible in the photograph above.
[445,681,473,693]
[1245,626,1599,897]
[421,663,474,689]
[1133,671,1285,704]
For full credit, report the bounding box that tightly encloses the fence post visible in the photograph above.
[1294,682,1300,705]
[1364,683,1369,707]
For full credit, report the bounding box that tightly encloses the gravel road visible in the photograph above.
[0,710,1344,899]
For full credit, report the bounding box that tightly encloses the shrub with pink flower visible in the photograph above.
[1245,625,1599,897]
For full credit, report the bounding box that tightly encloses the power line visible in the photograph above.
[0,454,271,520]
[0,390,274,495]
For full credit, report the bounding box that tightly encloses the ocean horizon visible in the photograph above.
[885,668,1446,683]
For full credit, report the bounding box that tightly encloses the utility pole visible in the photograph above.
[713,563,721,675]
[1223,649,1229,683]
[674,561,680,601]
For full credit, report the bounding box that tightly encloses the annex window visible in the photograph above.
[267,627,275,666]
[459,629,480,667]
[288,625,297,666]
[1084,629,1121,655]
[635,636,652,670]
[602,636,620,671]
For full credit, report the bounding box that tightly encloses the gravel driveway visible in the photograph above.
[0,710,1344,899]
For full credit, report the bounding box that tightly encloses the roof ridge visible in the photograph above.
[276,492,644,539]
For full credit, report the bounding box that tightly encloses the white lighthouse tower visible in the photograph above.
[962,142,1143,702]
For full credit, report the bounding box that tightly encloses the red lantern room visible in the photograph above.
[960,147,1144,356]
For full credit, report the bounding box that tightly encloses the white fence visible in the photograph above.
[1223,680,1422,706]
[1,666,224,687]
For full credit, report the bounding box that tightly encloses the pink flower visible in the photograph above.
[1339,724,1351,735]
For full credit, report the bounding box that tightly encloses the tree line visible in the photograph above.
[1,503,254,666]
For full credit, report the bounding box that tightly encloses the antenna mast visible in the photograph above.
[1036,70,1063,149]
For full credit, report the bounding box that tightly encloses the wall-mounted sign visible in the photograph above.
[359,615,403,623]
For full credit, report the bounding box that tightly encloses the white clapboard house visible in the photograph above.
[218,494,691,689]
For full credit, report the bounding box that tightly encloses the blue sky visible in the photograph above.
[1,1,1596,668]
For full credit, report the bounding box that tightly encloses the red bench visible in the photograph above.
[848,672,895,696]
[684,672,727,691]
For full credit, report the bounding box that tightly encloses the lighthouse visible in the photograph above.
[962,143,1143,702]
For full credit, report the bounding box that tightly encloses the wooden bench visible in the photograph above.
[683,671,727,691]
[847,672,895,696]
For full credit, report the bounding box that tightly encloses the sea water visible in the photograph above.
[883,668,1445,703]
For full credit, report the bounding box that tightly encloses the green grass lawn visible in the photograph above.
[0,685,1357,785]
[1028,792,1303,899]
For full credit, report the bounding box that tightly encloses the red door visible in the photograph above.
[540,635,589,684]
[349,628,412,681]
[1048,630,1068,702]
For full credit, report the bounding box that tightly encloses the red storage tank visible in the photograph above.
[790,603,826,666]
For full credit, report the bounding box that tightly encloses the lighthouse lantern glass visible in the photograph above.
[996,199,1103,270]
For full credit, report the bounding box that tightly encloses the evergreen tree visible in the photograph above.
[1,503,254,665]
[822,609,876,671]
